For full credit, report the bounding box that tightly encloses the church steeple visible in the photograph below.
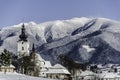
[30,43,36,62]
[32,43,35,52]
[19,24,28,41]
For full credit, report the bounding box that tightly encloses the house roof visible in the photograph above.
[44,64,70,74]
[44,68,70,74]
[53,64,65,69]
[43,61,52,68]
[115,73,120,78]
[1,64,15,68]
[80,70,96,76]
[99,72,117,79]
[35,53,44,61]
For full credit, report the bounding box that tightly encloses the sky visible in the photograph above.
[0,0,120,27]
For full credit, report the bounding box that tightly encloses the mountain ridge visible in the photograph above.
[0,17,120,64]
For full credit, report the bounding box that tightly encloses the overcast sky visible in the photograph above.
[0,0,120,27]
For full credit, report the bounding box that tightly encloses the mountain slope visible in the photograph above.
[0,17,120,64]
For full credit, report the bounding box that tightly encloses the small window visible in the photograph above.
[22,47,24,50]
[22,42,24,44]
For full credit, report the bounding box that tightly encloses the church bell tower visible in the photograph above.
[18,24,29,58]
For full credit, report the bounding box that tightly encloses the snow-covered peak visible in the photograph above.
[68,17,91,24]
[28,21,37,25]
[71,17,89,20]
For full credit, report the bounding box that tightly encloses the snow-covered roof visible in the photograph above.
[116,73,120,78]
[80,70,96,76]
[35,53,52,68]
[1,64,15,68]
[44,64,70,74]
[44,68,70,74]
[53,64,65,69]
[97,64,103,68]
[99,72,117,79]
[10,65,15,68]
[43,61,52,68]
[35,53,44,61]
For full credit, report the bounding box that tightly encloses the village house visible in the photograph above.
[0,64,15,73]
[98,72,119,80]
[79,70,96,80]
[78,64,120,80]
[44,64,71,80]
[115,73,120,80]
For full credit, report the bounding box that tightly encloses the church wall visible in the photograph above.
[18,41,29,57]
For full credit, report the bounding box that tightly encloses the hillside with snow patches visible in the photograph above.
[1,17,120,64]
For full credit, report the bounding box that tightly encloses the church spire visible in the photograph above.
[32,43,35,52]
[30,43,36,62]
[19,24,28,41]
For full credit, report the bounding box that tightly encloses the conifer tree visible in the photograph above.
[0,49,12,66]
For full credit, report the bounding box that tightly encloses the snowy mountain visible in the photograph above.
[1,17,120,64]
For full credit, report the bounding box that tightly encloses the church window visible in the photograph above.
[22,47,24,50]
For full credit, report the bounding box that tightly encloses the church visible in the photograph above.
[17,24,41,76]
[17,24,71,79]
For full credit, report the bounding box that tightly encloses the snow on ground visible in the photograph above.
[78,45,95,61]
[82,45,95,52]
[0,72,59,80]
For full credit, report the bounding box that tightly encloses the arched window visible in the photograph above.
[22,47,24,50]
